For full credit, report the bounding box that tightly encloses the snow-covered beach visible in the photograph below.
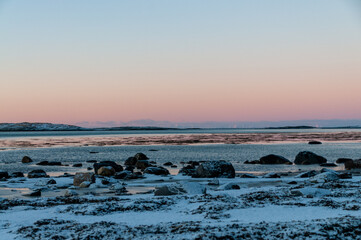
[1,130,361,239]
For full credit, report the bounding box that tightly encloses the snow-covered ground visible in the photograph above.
[1,172,361,239]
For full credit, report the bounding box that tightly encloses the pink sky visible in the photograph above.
[1,1,361,124]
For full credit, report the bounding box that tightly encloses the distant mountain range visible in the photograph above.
[0,120,361,131]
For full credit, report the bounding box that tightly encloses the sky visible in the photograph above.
[1,0,361,126]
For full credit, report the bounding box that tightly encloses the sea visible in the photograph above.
[0,128,360,175]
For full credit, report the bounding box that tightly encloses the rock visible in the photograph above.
[244,160,260,164]
[295,170,317,178]
[208,178,220,186]
[114,170,132,179]
[320,168,338,174]
[79,181,91,188]
[320,163,337,167]
[101,179,110,185]
[36,161,62,166]
[291,190,303,196]
[178,165,196,176]
[310,172,339,183]
[73,172,95,186]
[336,158,353,164]
[149,149,158,152]
[163,162,173,166]
[288,181,298,185]
[124,157,137,166]
[109,183,127,193]
[171,165,177,168]
[263,173,281,178]
[154,182,205,196]
[28,189,41,197]
[144,167,169,175]
[187,161,200,167]
[87,167,92,171]
[294,151,327,165]
[125,166,135,172]
[344,159,361,170]
[22,156,33,163]
[259,154,292,164]
[135,160,150,170]
[10,172,24,178]
[195,161,235,178]
[73,163,82,167]
[64,189,78,197]
[47,179,57,185]
[338,172,352,179]
[89,151,99,154]
[97,166,116,177]
[94,161,123,174]
[308,141,322,145]
[134,153,149,161]
[28,170,48,178]
[219,183,240,190]
[127,172,144,179]
[239,173,258,178]
[0,171,9,179]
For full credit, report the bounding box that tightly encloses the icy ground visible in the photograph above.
[1,174,361,239]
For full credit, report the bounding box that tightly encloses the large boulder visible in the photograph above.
[73,172,95,186]
[194,160,235,178]
[124,157,137,166]
[22,156,33,163]
[93,161,123,174]
[134,153,149,161]
[336,158,353,164]
[294,151,327,165]
[178,165,196,176]
[0,171,9,179]
[259,154,292,164]
[344,159,361,170]
[97,166,116,177]
[135,160,150,170]
[28,169,48,178]
[144,167,169,175]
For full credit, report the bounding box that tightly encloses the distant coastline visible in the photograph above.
[0,122,360,132]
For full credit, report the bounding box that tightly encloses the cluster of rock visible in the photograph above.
[245,151,331,166]
[179,160,235,178]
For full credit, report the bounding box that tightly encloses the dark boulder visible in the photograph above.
[294,151,327,165]
[22,156,33,163]
[135,160,150,170]
[47,179,57,184]
[73,163,82,167]
[259,154,292,164]
[194,160,235,178]
[86,160,97,163]
[345,159,361,170]
[178,165,196,176]
[124,157,137,166]
[134,153,149,161]
[263,173,281,178]
[73,172,95,186]
[28,170,48,178]
[336,158,353,164]
[163,162,173,166]
[144,167,169,175]
[93,161,123,174]
[0,171,9,179]
[308,141,322,145]
[114,170,132,179]
[36,161,62,166]
[10,172,24,178]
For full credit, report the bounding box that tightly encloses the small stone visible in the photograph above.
[79,181,91,188]
[97,166,116,177]
[64,189,78,197]
[73,163,82,167]
[28,170,48,178]
[73,172,95,186]
[22,156,33,163]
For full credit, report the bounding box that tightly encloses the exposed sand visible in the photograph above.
[0,131,360,148]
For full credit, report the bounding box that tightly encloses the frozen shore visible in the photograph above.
[1,169,361,239]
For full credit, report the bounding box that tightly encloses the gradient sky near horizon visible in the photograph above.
[1,0,361,124]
